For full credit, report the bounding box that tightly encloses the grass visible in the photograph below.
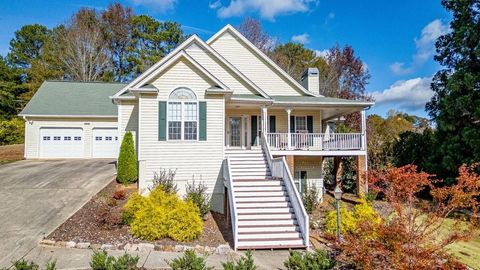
[441,218,480,269]
[0,144,24,165]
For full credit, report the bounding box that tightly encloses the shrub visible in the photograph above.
[113,186,127,200]
[284,249,335,270]
[117,131,138,185]
[324,203,357,235]
[90,250,139,270]
[166,250,213,270]
[185,180,211,218]
[125,187,203,241]
[6,259,56,270]
[302,184,320,214]
[150,169,178,194]
[0,117,24,145]
[352,199,381,225]
[222,250,257,270]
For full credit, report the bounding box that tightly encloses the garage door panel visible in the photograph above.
[40,128,84,158]
[92,128,119,158]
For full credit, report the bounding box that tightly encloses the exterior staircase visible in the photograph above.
[225,148,305,250]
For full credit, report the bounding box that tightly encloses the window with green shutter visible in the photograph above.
[199,101,207,141]
[158,101,167,141]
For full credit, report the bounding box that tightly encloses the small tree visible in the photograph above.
[117,131,137,184]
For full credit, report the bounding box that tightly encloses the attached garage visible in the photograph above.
[39,128,84,158]
[19,81,127,159]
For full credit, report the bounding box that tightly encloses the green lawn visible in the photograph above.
[442,218,480,269]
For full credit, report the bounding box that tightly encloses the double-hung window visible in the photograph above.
[295,116,307,132]
[167,88,198,141]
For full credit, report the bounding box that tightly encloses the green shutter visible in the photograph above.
[251,115,257,145]
[307,116,313,133]
[158,101,167,141]
[290,115,295,133]
[199,101,207,141]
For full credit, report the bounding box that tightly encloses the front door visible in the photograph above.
[229,117,242,147]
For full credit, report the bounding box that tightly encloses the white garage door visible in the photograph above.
[40,128,84,158]
[92,128,119,158]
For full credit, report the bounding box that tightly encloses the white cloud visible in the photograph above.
[371,77,434,110]
[314,49,329,58]
[130,0,177,12]
[209,0,222,9]
[390,19,449,75]
[212,0,317,21]
[292,33,310,44]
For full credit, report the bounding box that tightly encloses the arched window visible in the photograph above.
[167,87,198,140]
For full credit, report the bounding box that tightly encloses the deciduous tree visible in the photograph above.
[238,17,274,53]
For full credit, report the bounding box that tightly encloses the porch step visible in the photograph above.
[236,196,288,203]
[238,224,299,233]
[237,218,297,226]
[238,213,295,219]
[238,231,301,240]
[235,185,285,192]
[237,238,304,249]
[237,207,292,214]
[236,191,286,197]
[237,201,291,208]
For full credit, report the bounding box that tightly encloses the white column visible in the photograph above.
[361,110,366,150]
[286,108,292,150]
[261,106,268,136]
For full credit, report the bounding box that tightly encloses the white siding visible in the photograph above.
[185,43,258,95]
[210,31,304,96]
[294,156,324,199]
[118,100,139,148]
[24,117,117,159]
[139,58,226,213]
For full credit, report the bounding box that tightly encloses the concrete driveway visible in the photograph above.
[0,159,116,267]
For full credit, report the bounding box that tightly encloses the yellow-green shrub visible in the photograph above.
[324,200,381,235]
[123,187,203,241]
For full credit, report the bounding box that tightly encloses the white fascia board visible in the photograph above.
[192,37,271,99]
[20,114,118,118]
[272,101,375,107]
[112,35,200,98]
[207,25,318,97]
[135,50,229,91]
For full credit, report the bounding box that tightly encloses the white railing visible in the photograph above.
[267,132,363,151]
[261,135,310,248]
[223,158,238,250]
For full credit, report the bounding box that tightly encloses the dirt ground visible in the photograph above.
[47,181,231,247]
[0,144,24,164]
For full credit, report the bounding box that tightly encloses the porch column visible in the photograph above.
[261,106,268,136]
[356,155,368,196]
[361,110,366,150]
[286,108,292,150]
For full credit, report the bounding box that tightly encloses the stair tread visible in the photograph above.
[236,245,306,250]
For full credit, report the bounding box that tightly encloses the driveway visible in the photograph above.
[0,159,116,267]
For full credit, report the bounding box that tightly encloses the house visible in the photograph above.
[20,25,374,250]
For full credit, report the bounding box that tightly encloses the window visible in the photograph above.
[295,116,307,132]
[95,136,102,141]
[294,171,307,194]
[43,136,50,141]
[74,136,81,141]
[64,136,71,141]
[167,88,198,140]
[106,136,112,141]
[115,136,118,141]
[54,136,61,141]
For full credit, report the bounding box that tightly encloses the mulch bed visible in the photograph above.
[47,181,231,247]
[0,144,24,163]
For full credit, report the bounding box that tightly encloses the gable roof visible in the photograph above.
[20,81,125,117]
[207,25,317,97]
[113,35,269,99]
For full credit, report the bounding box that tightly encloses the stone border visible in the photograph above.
[39,239,233,255]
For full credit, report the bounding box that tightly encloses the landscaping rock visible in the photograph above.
[205,246,217,254]
[76,242,91,249]
[56,241,67,247]
[101,244,114,250]
[138,243,154,252]
[124,243,138,252]
[174,245,185,252]
[194,245,205,253]
[215,244,231,255]
[163,245,175,252]
[154,244,163,251]
[66,241,76,248]
[39,239,56,246]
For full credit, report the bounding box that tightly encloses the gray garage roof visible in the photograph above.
[19,81,126,117]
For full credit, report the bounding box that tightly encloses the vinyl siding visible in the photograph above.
[24,117,117,159]
[294,156,324,194]
[118,100,139,148]
[210,31,304,96]
[185,43,258,95]
[139,58,225,213]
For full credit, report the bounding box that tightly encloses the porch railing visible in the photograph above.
[261,135,310,248]
[266,132,363,151]
[223,158,238,250]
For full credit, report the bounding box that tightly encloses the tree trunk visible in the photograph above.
[333,157,344,187]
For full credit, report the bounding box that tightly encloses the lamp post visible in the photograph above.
[334,185,343,241]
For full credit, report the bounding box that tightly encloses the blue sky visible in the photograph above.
[0,0,451,118]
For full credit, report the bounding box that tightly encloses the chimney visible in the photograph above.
[300,68,320,94]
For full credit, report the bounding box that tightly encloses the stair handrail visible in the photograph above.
[223,157,238,250]
[261,135,310,248]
